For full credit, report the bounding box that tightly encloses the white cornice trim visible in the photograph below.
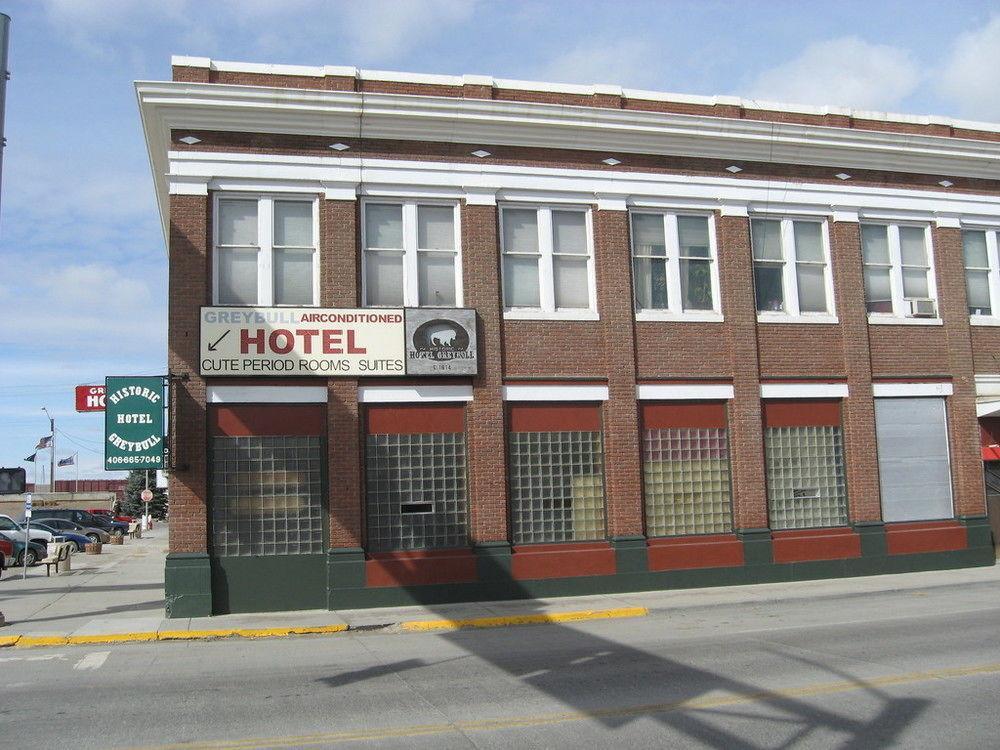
[502,384,609,402]
[357,385,474,403]
[207,385,328,403]
[872,382,954,398]
[975,374,1000,397]
[761,382,849,399]
[138,81,1000,249]
[636,384,734,400]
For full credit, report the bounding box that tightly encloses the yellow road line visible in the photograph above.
[401,606,648,631]
[128,660,1000,750]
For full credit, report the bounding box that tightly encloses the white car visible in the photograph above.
[0,514,51,544]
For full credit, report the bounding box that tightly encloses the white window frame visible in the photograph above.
[361,199,463,308]
[630,210,723,322]
[212,193,320,307]
[964,227,1000,327]
[751,216,837,324]
[862,222,941,326]
[500,204,598,321]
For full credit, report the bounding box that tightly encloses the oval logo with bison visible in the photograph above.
[412,318,471,360]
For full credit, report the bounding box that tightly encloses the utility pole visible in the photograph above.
[42,407,54,493]
[0,13,9,222]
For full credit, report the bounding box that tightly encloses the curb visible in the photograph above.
[0,606,647,648]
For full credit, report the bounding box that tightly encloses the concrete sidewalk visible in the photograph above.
[1,523,997,646]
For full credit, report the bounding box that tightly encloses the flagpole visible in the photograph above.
[43,408,54,495]
[75,454,79,494]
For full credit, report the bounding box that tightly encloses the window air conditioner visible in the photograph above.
[908,298,937,318]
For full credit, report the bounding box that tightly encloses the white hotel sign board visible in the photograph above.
[200,307,406,376]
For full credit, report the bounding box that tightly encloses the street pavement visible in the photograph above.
[0,565,998,748]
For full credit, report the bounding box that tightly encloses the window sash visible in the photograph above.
[751,218,832,316]
[862,224,938,317]
[964,230,1000,318]
[213,195,318,307]
[501,206,594,314]
[630,212,719,315]
[362,201,462,308]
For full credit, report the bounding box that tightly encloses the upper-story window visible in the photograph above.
[214,195,319,306]
[963,228,1000,319]
[630,212,721,319]
[500,205,596,319]
[751,218,834,319]
[362,201,462,307]
[861,223,939,320]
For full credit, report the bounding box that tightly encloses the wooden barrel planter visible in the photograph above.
[84,542,102,555]
[110,535,124,545]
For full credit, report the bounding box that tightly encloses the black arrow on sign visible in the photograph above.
[208,330,231,352]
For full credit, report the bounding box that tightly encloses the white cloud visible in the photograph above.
[747,36,921,111]
[938,15,1000,121]
[535,38,660,88]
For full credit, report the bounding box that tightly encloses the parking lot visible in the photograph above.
[0,522,166,637]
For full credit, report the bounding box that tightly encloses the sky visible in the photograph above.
[1,0,1000,481]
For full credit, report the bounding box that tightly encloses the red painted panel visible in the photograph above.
[763,399,842,428]
[641,402,727,429]
[508,404,601,432]
[209,404,325,436]
[771,527,861,563]
[885,521,967,555]
[365,548,477,587]
[646,534,744,570]
[979,417,1000,448]
[510,542,615,580]
[366,405,465,435]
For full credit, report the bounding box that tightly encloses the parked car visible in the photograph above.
[33,517,110,544]
[0,537,11,577]
[20,521,90,552]
[31,508,127,537]
[0,514,50,544]
[2,538,46,568]
[88,508,135,523]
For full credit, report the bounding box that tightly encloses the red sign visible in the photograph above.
[140,489,153,502]
[76,385,106,412]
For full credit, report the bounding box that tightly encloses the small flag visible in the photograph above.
[35,435,53,449]
[24,453,36,463]
[58,455,75,467]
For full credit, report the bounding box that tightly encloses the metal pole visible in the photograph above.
[50,415,55,494]
[0,13,10,224]
[22,493,30,580]
[75,454,79,494]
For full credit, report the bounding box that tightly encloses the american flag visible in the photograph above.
[35,435,52,449]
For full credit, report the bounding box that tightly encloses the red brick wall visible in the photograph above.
[167,194,209,554]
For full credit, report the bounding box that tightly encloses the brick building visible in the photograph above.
[139,57,996,617]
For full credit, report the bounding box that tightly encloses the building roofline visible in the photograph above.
[169,55,1000,136]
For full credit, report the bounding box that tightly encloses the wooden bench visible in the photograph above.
[127,522,141,539]
[41,542,73,576]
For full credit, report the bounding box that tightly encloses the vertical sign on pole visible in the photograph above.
[23,493,31,580]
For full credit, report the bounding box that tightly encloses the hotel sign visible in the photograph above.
[200,307,477,377]
[104,376,165,470]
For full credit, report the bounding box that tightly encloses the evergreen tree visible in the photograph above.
[121,470,168,518]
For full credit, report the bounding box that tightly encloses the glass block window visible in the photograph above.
[763,400,847,530]
[641,402,733,536]
[508,404,606,544]
[211,435,324,556]
[365,405,468,552]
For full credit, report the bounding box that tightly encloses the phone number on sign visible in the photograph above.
[106,455,162,465]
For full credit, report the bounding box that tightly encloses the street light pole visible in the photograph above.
[42,407,54,494]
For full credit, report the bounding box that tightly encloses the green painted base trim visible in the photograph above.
[324,544,996,610]
[474,542,512,582]
[327,548,366,609]
[853,521,887,557]
[610,535,648,574]
[212,554,326,615]
[958,515,994,550]
[164,553,212,618]
[736,528,773,565]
